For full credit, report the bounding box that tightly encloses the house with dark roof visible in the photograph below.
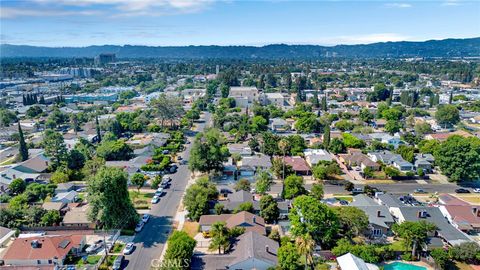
[350,195,394,238]
[367,151,413,172]
[191,231,278,270]
[2,235,85,266]
[220,190,260,213]
[199,211,266,235]
[0,153,51,186]
[240,154,272,172]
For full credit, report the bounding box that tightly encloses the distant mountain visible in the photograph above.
[1,38,479,59]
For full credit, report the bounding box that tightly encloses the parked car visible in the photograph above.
[414,189,427,194]
[134,222,144,232]
[473,188,480,193]
[352,188,364,194]
[455,188,470,194]
[177,156,183,160]
[180,160,188,165]
[85,240,103,254]
[112,255,124,270]
[155,188,164,197]
[123,243,135,255]
[142,214,150,223]
[151,196,160,204]
[339,200,349,205]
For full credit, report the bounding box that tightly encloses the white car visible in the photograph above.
[151,196,160,204]
[142,214,150,223]
[123,242,135,255]
[473,188,480,193]
[134,222,144,233]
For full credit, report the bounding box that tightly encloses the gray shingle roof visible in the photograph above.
[228,231,278,267]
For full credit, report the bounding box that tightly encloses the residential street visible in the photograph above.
[125,112,211,270]
[323,182,467,195]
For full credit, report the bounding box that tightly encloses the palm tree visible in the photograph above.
[296,233,315,269]
[209,221,230,254]
[278,139,289,180]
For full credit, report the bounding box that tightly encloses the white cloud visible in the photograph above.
[31,0,215,16]
[315,33,411,45]
[0,7,100,19]
[441,0,461,6]
[385,3,412,8]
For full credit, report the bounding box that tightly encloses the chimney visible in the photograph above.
[253,216,256,224]
[265,245,269,253]
[377,210,382,217]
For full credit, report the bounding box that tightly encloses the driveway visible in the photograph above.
[124,112,212,270]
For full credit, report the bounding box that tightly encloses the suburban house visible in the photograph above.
[199,211,266,235]
[337,252,379,270]
[281,156,311,175]
[303,149,333,167]
[269,118,290,133]
[368,133,404,149]
[62,203,93,228]
[192,231,278,270]
[339,151,380,171]
[0,152,51,187]
[239,154,272,173]
[414,153,435,172]
[367,151,413,172]
[261,92,285,107]
[227,143,253,157]
[220,190,260,213]
[439,204,480,233]
[0,226,15,248]
[350,195,394,238]
[228,86,259,108]
[51,190,78,204]
[2,235,85,267]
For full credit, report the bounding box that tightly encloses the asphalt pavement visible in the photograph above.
[124,112,211,270]
[323,182,465,195]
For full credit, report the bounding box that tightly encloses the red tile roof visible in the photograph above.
[281,156,310,172]
[3,235,84,261]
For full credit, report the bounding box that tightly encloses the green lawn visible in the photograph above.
[129,190,154,209]
[112,243,125,253]
[389,240,408,252]
[65,255,101,266]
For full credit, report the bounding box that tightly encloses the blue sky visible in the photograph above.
[1,0,479,47]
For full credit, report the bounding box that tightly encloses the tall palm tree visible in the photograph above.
[296,234,315,270]
[278,139,289,180]
[209,221,230,254]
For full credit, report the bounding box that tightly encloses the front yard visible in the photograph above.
[129,190,155,209]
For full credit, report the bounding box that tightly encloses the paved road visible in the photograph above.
[323,182,466,195]
[125,112,211,270]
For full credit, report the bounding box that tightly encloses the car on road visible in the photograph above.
[473,188,480,193]
[142,214,150,223]
[455,188,470,194]
[134,222,144,232]
[180,159,188,165]
[123,242,135,255]
[151,195,160,204]
[339,200,349,205]
[155,188,164,196]
[177,156,183,160]
[414,189,427,194]
[85,240,103,254]
[352,187,364,194]
[112,255,124,270]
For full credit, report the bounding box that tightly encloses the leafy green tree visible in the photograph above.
[332,206,369,239]
[435,104,460,127]
[131,173,146,192]
[96,140,133,161]
[184,177,218,221]
[214,203,224,215]
[234,179,251,191]
[9,178,26,195]
[385,120,402,135]
[278,241,302,270]
[42,129,68,167]
[87,167,138,229]
[209,221,230,254]
[359,108,374,123]
[255,171,273,194]
[286,135,307,156]
[41,210,62,226]
[449,242,480,263]
[283,175,306,199]
[329,138,346,154]
[18,122,28,161]
[396,145,416,163]
[296,233,315,269]
[434,136,480,182]
[259,194,279,223]
[414,122,432,137]
[392,220,436,258]
[321,95,328,111]
[233,202,254,213]
[309,183,324,200]
[430,248,450,269]
[363,166,374,179]
[335,119,355,131]
[189,128,230,173]
[272,159,294,180]
[164,231,196,270]
[0,109,17,127]
[295,115,322,133]
[67,149,85,170]
[384,166,401,179]
[312,161,341,180]
[289,195,339,247]
[331,238,381,263]
[344,181,354,192]
[323,125,331,149]
[250,115,268,133]
[342,133,366,149]
[82,157,105,179]
[50,169,69,184]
